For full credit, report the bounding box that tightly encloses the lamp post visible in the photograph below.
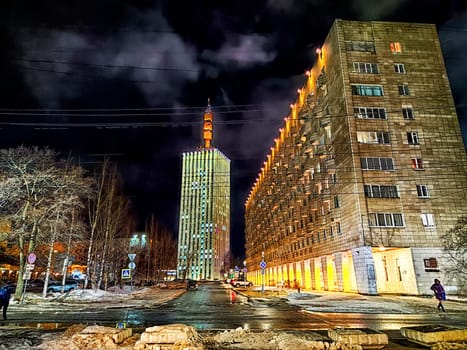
[261,251,265,293]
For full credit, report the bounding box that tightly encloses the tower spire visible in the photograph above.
[202,99,213,149]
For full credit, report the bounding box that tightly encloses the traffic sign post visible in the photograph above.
[21,255,36,305]
[127,254,136,291]
[27,253,36,264]
[260,256,266,293]
[121,269,131,279]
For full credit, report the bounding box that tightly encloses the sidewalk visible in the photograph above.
[238,285,467,315]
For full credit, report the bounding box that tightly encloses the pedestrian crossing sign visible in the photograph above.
[121,268,131,279]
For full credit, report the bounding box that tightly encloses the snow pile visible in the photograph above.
[286,292,426,314]
[205,327,363,350]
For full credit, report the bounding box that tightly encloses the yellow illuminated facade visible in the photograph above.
[177,104,230,280]
[245,20,467,295]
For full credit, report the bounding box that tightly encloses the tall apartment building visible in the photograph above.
[176,103,231,280]
[245,20,467,295]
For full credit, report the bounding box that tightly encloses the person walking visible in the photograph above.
[430,278,446,312]
[0,283,12,320]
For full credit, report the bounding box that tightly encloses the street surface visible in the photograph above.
[1,281,467,349]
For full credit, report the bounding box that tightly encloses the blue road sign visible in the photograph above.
[121,268,131,279]
[260,261,267,269]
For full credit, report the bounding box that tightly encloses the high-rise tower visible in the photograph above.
[245,20,467,295]
[176,102,231,280]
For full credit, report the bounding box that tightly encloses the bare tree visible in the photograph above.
[441,217,467,292]
[145,217,177,282]
[0,146,90,300]
[86,160,134,290]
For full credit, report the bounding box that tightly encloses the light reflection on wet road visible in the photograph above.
[7,282,467,332]
[125,283,322,330]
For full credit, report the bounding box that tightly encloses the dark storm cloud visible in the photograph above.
[16,10,200,108]
[439,9,467,142]
[203,34,276,70]
[266,0,407,19]
[14,6,280,109]
[215,75,303,161]
[350,0,408,20]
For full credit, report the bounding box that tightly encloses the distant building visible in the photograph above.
[245,20,467,295]
[176,102,231,280]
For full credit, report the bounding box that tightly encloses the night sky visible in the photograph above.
[1,1,466,258]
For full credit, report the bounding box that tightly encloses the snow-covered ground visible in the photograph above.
[1,284,466,349]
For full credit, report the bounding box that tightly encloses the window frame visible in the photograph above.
[352,84,384,97]
[411,158,423,170]
[357,131,390,144]
[416,184,430,198]
[345,41,376,52]
[369,212,404,227]
[364,184,399,198]
[421,213,435,227]
[354,107,387,119]
[390,42,402,53]
[402,106,414,120]
[398,84,410,96]
[407,131,420,145]
[361,157,394,170]
[352,62,378,74]
[394,63,406,73]
[334,195,340,208]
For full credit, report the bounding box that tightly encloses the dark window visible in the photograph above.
[394,63,405,73]
[402,107,414,120]
[407,132,419,144]
[398,85,410,96]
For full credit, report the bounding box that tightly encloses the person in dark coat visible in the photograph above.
[430,278,446,312]
[0,284,12,320]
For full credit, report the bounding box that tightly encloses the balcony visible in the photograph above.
[315,144,326,156]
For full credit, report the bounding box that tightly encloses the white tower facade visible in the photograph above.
[176,104,230,280]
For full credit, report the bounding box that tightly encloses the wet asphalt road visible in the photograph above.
[5,282,467,333]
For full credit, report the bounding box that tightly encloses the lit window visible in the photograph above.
[390,42,402,53]
[352,84,384,96]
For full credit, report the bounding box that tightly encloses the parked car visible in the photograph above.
[47,280,79,293]
[230,278,253,287]
[25,279,47,292]
[186,279,198,291]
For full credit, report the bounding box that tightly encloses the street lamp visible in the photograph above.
[261,251,265,293]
